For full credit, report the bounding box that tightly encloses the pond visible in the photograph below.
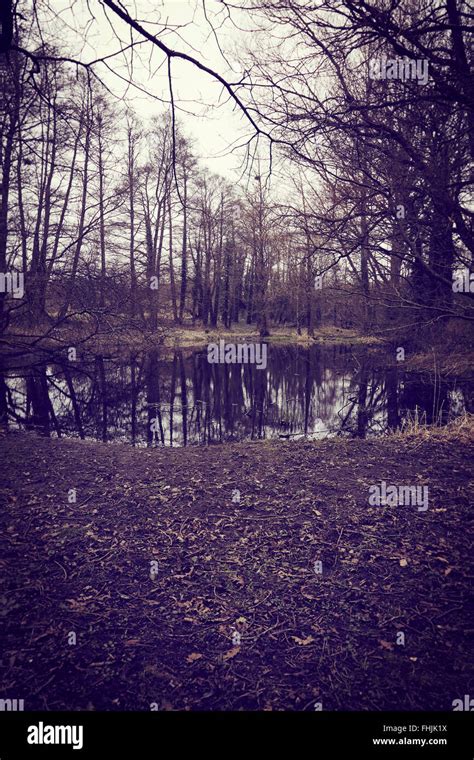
[3,344,472,446]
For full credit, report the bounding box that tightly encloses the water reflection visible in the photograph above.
[2,344,471,446]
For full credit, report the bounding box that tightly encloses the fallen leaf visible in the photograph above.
[186,652,203,663]
[222,646,241,661]
[291,635,314,646]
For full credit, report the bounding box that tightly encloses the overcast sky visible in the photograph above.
[43,1,272,181]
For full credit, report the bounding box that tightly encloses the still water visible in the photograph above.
[4,344,472,446]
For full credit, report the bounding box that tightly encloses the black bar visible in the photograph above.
[0,0,12,54]
[0,711,472,758]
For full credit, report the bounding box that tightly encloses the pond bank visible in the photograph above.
[5,320,472,380]
[1,423,472,710]
[3,323,385,364]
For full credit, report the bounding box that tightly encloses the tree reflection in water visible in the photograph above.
[2,345,471,446]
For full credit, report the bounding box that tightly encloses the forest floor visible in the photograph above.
[164,324,384,349]
[1,420,472,711]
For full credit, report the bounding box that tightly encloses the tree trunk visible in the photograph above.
[168,194,178,322]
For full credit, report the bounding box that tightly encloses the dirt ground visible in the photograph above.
[0,429,472,711]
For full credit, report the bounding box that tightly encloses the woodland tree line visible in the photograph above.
[0,0,473,343]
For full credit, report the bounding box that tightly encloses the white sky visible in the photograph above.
[42,0,273,181]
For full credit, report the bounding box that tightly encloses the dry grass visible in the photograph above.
[405,349,474,378]
[390,411,474,443]
[167,324,385,348]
